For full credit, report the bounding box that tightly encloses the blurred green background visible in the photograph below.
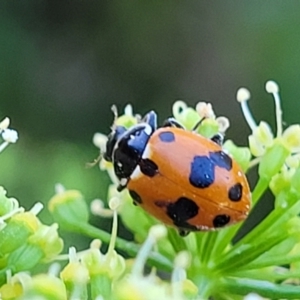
[1,1,300,250]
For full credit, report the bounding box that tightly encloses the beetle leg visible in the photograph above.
[178,229,190,237]
[142,111,157,132]
[210,133,224,146]
[117,178,128,192]
[162,118,185,129]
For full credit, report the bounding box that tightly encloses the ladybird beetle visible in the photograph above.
[104,110,251,236]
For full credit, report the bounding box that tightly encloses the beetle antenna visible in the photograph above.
[86,152,102,168]
[111,105,118,121]
[110,105,119,131]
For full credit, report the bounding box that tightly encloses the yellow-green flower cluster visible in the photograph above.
[89,82,300,299]
[10,187,194,300]
[236,81,300,195]
[0,188,63,299]
[3,82,300,299]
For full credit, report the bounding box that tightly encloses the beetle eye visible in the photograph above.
[104,126,127,162]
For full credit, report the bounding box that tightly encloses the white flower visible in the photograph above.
[0,117,10,131]
[2,129,18,143]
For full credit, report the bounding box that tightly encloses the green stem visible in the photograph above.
[201,231,218,264]
[90,274,112,299]
[251,177,269,206]
[208,224,239,260]
[215,234,285,274]
[229,200,300,252]
[75,222,173,272]
[219,277,300,298]
[167,227,187,253]
[195,232,207,259]
[235,253,300,272]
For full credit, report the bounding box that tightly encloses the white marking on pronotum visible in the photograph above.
[142,144,152,159]
[130,165,143,180]
[144,124,152,136]
[119,178,128,187]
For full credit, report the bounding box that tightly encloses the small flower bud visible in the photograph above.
[216,116,230,133]
[108,197,121,211]
[0,117,10,131]
[282,125,300,153]
[253,121,274,147]
[93,133,108,153]
[248,135,266,157]
[28,224,63,261]
[265,80,279,94]
[248,121,275,157]
[223,140,252,171]
[48,190,89,232]
[0,212,39,257]
[286,155,299,169]
[291,168,300,195]
[20,274,67,300]
[244,293,265,300]
[182,279,198,298]
[197,118,219,139]
[236,88,257,131]
[0,280,23,299]
[149,224,167,241]
[270,173,290,196]
[195,102,216,119]
[82,247,125,299]
[60,260,89,300]
[114,276,171,300]
[174,251,190,270]
[236,88,251,103]
[0,187,19,217]
[81,248,105,277]
[258,142,290,181]
[172,101,200,130]
[90,199,114,218]
[110,104,137,129]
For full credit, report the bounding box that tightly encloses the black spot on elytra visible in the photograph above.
[166,197,199,228]
[209,151,232,171]
[158,131,175,142]
[139,158,158,177]
[155,199,199,233]
[228,183,243,202]
[129,190,142,205]
[189,156,215,188]
[213,214,230,228]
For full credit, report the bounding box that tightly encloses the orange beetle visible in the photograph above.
[104,111,251,236]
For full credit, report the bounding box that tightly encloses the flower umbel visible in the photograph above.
[3,83,300,299]
[88,84,300,299]
[237,81,300,200]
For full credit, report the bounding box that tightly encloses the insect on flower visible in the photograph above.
[103,106,251,236]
